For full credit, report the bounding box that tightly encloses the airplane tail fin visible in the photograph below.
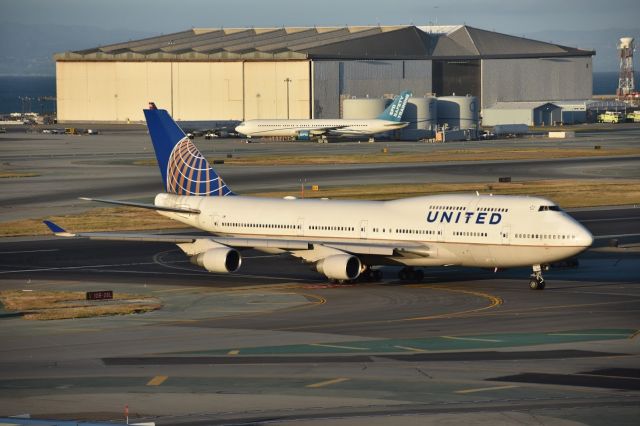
[143,102,234,196]
[377,91,412,122]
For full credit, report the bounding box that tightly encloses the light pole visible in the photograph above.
[284,78,292,119]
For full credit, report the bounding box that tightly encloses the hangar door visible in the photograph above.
[244,61,311,120]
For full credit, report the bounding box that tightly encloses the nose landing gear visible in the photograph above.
[529,264,546,290]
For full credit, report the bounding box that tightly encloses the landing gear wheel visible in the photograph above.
[529,278,541,290]
[529,277,545,290]
[398,267,423,282]
[360,268,373,282]
[529,264,546,290]
[399,268,412,281]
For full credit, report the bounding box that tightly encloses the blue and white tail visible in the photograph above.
[377,90,412,122]
[144,103,234,196]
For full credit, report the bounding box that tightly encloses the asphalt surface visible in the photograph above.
[0,207,638,425]
[1,127,640,221]
[1,128,639,425]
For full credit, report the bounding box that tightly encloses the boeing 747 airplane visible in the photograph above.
[45,103,593,290]
[235,91,412,140]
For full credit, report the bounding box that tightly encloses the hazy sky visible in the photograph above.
[3,0,639,35]
[1,0,638,74]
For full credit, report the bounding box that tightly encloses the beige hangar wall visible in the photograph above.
[243,61,310,120]
[56,62,172,122]
[171,62,243,121]
[57,60,310,122]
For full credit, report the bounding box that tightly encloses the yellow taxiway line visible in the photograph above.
[455,385,518,394]
[146,375,168,386]
[394,345,428,352]
[306,377,351,388]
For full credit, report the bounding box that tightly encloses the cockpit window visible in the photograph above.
[538,205,561,211]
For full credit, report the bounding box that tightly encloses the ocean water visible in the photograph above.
[0,76,56,115]
[0,72,631,115]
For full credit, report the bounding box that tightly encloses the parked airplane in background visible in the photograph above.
[235,91,412,141]
[45,103,593,290]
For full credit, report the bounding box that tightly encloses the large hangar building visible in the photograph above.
[54,25,594,123]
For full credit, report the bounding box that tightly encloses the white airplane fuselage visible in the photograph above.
[155,192,592,269]
[235,119,408,138]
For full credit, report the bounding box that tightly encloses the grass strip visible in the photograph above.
[255,179,640,206]
[0,171,39,178]
[130,147,640,167]
[0,290,161,320]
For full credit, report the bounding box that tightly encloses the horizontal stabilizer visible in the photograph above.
[79,197,200,214]
[42,220,76,237]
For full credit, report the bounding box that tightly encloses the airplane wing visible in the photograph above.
[78,197,200,214]
[43,221,432,258]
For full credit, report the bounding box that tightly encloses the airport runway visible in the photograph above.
[0,207,638,425]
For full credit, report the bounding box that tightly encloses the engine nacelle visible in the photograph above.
[191,248,242,273]
[316,254,361,281]
[296,130,311,141]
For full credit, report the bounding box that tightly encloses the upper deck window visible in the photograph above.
[538,205,561,211]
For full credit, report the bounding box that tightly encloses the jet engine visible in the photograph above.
[296,130,311,141]
[191,247,242,273]
[316,254,361,281]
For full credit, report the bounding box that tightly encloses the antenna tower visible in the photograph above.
[617,37,635,99]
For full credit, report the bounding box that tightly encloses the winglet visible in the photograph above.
[43,221,76,237]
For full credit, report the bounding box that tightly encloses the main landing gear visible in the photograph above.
[327,267,383,284]
[360,266,383,283]
[529,264,546,290]
[398,267,424,282]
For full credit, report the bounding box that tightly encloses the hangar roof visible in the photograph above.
[484,101,562,110]
[54,25,594,61]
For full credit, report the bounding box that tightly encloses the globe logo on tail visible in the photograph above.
[166,137,233,196]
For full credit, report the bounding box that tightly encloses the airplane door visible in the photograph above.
[437,224,444,242]
[501,226,511,244]
[212,215,221,231]
[297,218,304,236]
[360,220,368,239]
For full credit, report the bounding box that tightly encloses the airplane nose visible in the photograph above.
[574,223,593,249]
[235,123,245,133]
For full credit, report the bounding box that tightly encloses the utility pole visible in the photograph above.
[284,77,292,119]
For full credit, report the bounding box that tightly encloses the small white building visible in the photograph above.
[482,101,562,127]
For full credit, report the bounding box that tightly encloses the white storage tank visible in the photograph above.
[437,95,479,130]
[342,97,388,119]
[401,96,437,140]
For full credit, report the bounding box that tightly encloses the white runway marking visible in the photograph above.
[581,217,640,223]
[310,343,369,350]
[0,261,158,275]
[441,336,502,343]
[0,249,60,254]
[594,233,640,239]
